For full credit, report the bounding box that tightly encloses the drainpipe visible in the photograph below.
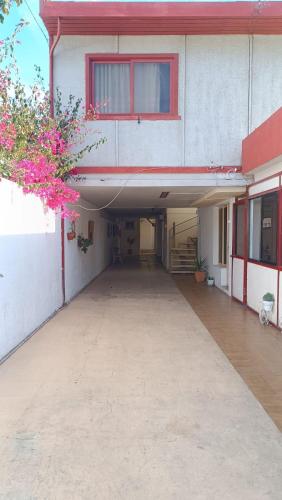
[49,19,65,304]
[49,17,61,118]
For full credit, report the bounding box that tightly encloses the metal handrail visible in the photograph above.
[174,215,198,228]
[176,223,199,237]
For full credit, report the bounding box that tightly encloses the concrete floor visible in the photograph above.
[1,259,282,499]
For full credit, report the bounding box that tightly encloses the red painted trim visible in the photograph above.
[232,295,244,306]
[75,166,241,175]
[85,53,179,120]
[248,186,280,200]
[232,255,245,261]
[94,114,181,121]
[248,170,281,189]
[40,1,282,36]
[61,217,66,305]
[49,18,61,118]
[242,107,282,173]
[49,18,65,305]
[277,179,282,325]
[247,259,280,271]
[243,191,248,305]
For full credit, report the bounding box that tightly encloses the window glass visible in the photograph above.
[134,62,170,113]
[249,193,277,264]
[249,197,261,260]
[219,206,228,265]
[94,63,130,113]
[235,204,244,257]
[261,193,277,264]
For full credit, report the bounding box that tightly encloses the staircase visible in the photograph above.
[169,215,198,274]
[170,239,197,274]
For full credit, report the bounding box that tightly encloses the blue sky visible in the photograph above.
[0,0,276,88]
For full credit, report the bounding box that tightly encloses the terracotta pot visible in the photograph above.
[67,231,76,241]
[195,271,206,283]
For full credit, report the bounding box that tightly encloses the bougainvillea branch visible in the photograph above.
[0,23,106,219]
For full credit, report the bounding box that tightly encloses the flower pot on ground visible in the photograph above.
[262,292,274,312]
[207,276,215,286]
[194,257,207,283]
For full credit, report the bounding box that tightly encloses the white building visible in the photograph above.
[1,0,282,359]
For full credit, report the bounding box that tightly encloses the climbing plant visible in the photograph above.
[0,22,106,219]
[0,0,22,23]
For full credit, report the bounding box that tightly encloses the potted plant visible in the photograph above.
[67,222,76,241]
[77,235,92,254]
[67,231,76,241]
[194,257,207,283]
[262,292,274,312]
[207,276,215,286]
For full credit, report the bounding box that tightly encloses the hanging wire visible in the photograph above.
[71,165,240,213]
[23,0,49,44]
[72,167,155,212]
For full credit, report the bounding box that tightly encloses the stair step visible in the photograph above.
[171,260,195,263]
[170,265,196,269]
[170,270,195,274]
[171,248,196,253]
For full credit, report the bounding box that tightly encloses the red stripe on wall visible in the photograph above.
[75,166,241,175]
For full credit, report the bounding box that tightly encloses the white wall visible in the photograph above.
[119,217,140,257]
[64,198,113,302]
[167,208,198,242]
[199,200,233,293]
[247,263,278,325]
[140,218,155,251]
[54,34,282,169]
[0,181,113,360]
[166,208,198,269]
[232,257,244,303]
[0,179,62,360]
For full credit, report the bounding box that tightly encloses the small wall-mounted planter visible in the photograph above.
[77,235,92,254]
[67,231,76,241]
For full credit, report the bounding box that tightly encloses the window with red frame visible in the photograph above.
[86,54,178,119]
[249,192,278,265]
[234,203,244,258]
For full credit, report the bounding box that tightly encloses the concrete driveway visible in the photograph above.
[1,261,282,499]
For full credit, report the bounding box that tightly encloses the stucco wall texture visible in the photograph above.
[54,35,282,168]
[0,180,112,360]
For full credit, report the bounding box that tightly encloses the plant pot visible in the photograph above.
[263,300,274,312]
[67,231,76,241]
[195,271,206,283]
[207,279,214,286]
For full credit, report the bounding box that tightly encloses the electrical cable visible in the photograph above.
[71,166,240,212]
[23,0,49,44]
[72,167,156,212]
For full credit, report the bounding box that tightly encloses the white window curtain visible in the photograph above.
[249,197,262,261]
[94,63,130,113]
[134,63,160,113]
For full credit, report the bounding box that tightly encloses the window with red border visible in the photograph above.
[85,54,179,120]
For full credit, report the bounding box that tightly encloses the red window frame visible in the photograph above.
[232,199,245,259]
[85,53,179,120]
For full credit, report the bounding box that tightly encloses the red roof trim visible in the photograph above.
[242,107,282,174]
[40,1,282,36]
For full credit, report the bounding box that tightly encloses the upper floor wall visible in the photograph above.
[54,34,282,168]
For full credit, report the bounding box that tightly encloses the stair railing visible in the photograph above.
[170,215,199,248]
[169,215,199,271]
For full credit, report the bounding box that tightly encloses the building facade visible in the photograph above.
[40,0,282,324]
